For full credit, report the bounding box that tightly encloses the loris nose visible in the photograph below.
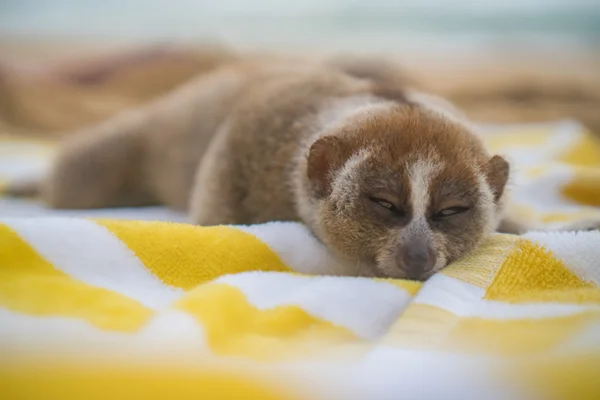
[397,243,437,280]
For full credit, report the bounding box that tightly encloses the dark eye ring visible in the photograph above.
[434,206,470,219]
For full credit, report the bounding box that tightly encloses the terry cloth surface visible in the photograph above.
[1,120,600,400]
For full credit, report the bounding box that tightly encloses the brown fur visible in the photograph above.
[293,103,507,278]
[7,58,515,280]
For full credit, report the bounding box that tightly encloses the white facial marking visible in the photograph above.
[407,156,443,218]
[398,156,443,271]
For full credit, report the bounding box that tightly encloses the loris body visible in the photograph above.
[7,59,520,279]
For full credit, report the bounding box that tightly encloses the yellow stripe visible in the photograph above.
[485,239,594,303]
[442,234,518,289]
[515,351,600,400]
[382,300,600,356]
[96,220,291,290]
[449,311,600,356]
[385,302,599,356]
[0,223,152,332]
[175,283,361,361]
[382,303,459,349]
[558,131,600,167]
[373,278,422,295]
[0,361,298,400]
[561,167,600,207]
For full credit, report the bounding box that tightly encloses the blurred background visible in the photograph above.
[1,0,600,133]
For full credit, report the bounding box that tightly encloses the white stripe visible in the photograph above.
[0,156,49,181]
[0,199,187,221]
[2,217,184,309]
[0,308,207,358]
[408,157,441,216]
[354,346,520,400]
[413,274,485,314]
[215,271,412,340]
[0,308,131,352]
[236,221,350,276]
[471,301,600,320]
[128,310,208,355]
[510,166,576,211]
[545,120,588,161]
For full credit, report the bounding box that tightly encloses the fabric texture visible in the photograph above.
[1,120,600,399]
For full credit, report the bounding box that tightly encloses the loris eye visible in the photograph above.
[434,206,470,219]
[369,197,405,216]
[370,197,394,210]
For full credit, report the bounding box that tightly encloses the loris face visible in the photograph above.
[306,104,509,280]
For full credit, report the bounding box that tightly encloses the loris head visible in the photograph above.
[304,103,509,280]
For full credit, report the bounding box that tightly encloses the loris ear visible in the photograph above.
[307,135,355,198]
[486,155,510,203]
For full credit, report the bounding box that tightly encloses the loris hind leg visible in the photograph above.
[40,111,157,209]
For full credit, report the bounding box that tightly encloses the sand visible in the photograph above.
[1,37,599,133]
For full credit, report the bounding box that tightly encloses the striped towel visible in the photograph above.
[1,120,600,400]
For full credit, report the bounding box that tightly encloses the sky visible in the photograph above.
[1,0,598,52]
